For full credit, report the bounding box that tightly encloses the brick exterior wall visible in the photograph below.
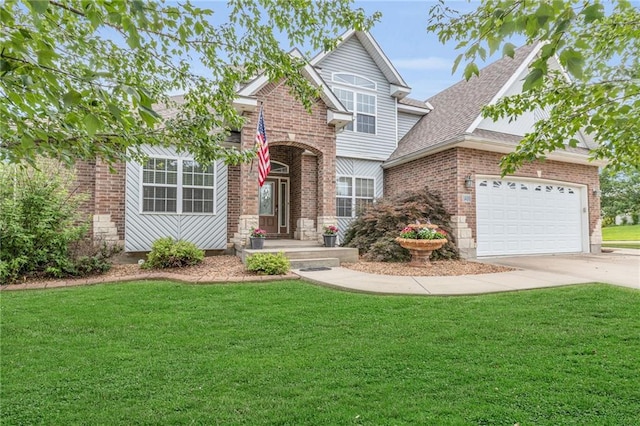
[232,79,337,240]
[94,160,126,239]
[384,149,458,215]
[227,164,241,240]
[455,148,600,240]
[74,160,96,224]
[74,159,126,242]
[385,147,601,244]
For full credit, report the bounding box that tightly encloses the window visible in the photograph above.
[182,160,215,213]
[141,157,216,214]
[336,176,375,217]
[142,158,178,212]
[332,73,377,134]
[333,73,376,89]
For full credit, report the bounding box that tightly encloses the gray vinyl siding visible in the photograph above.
[125,145,227,251]
[336,157,383,241]
[398,112,422,141]
[316,36,397,161]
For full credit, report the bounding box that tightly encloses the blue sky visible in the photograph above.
[191,1,492,101]
[352,1,481,100]
[190,1,637,101]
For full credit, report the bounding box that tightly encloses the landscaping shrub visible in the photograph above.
[143,237,204,269]
[246,252,290,275]
[602,215,615,228]
[0,163,110,284]
[342,187,459,262]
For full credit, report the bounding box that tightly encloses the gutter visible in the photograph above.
[383,134,608,169]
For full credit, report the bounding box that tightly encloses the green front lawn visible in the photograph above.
[602,224,640,241]
[2,282,639,424]
[603,243,640,249]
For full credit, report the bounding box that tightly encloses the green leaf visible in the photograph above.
[463,62,479,80]
[534,3,554,27]
[522,68,544,92]
[36,49,56,66]
[62,90,82,107]
[502,42,516,58]
[27,0,49,14]
[139,106,159,127]
[107,103,122,120]
[84,113,100,137]
[559,49,584,79]
[452,53,463,74]
[582,3,604,23]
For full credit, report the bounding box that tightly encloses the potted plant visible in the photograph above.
[395,223,448,267]
[322,225,339,247]
[249,227,266,249]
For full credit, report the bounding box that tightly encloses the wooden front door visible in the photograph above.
[259,179,278,234]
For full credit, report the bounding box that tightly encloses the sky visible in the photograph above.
[352,0,482,100]
[189,0,494,101]
[189,0,636,101]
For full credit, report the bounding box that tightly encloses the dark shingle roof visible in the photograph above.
[387,45,538,162]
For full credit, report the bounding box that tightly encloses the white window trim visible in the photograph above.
[331,85,377,135]
[331,72,377,91]
[270,160,289,174]
[336,175,376,218]
[139,154,217,216]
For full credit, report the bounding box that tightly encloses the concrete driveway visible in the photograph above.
[482,249,640,289]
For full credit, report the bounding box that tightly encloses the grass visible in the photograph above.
[602,224,640,241]
[603,243,640,249]
[2,282,639,425]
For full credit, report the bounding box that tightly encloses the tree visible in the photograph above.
[427,0,640,174]
[599,169,640,221]
[0,0,378,167]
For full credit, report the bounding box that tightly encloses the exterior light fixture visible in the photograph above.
[465,175,474,189]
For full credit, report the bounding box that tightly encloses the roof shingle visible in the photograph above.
[387,45,537,162]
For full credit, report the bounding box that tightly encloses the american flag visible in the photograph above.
[256,108,270,187]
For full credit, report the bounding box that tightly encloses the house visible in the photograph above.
[384,43,604,257]
[76,31,603,259]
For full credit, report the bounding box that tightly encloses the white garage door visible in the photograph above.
[476,179,584,256]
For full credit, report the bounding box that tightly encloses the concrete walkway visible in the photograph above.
[3,249,638,296]
[295,248,639,295]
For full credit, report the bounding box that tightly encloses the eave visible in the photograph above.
[383,134,607,169]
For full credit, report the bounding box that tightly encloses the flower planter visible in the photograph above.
[249,237,265,250]
[395,236,447,268]
[323,234,337,248]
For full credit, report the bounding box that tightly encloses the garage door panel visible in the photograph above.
[476,178,583,256]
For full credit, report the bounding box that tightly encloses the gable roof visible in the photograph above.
[386,44,541,163]
[236,48,350,115]
[310,30,411,96]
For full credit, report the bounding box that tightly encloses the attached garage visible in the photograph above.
[476,178,587,256]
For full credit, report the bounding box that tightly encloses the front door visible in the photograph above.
[259,177,289,235]
[259,179,278,234]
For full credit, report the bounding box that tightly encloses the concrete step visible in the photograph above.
[241,246,358,265]
[289,257,340,269]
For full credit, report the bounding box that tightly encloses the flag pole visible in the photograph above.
[257,104,262,225]
[255,102,271,233]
